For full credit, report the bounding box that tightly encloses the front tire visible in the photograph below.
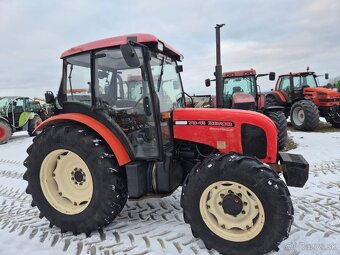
[266,111,288,150]
[0,120,12,144]
[23,123,127,234]
[181,153,293,255]
[290,100,319,131]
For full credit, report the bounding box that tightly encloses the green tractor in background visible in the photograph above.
[0,96,43,144]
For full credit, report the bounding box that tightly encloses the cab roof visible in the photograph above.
[279,71,315,77]
[61,33,183,61]
[223,69,256,78]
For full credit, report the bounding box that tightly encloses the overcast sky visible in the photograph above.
[0,0,339,98]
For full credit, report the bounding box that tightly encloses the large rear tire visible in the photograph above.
[0,120,12,144]
[23,123,127,234]
[266,111,288,150]
[181,153,293,255]
[290,100,319,131]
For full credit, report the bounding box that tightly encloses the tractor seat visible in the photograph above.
[233,86,243,94]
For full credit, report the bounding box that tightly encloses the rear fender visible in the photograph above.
[266,91,286,105]
[34,113,131,166]
[263,106,285,114]
[0,116,9,124]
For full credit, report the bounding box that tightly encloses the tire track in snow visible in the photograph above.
[0,160,339,254]
[0,186,215,255]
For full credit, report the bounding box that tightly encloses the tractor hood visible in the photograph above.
[304,87,340,97]
[172,108,278,164]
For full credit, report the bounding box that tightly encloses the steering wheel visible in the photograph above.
[134,96,144,108]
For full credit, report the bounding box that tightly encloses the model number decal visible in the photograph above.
[176,120,234,127]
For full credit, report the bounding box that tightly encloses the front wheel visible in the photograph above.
[181,153,293,255]
[290,100,319,131]
[23,123,127,234]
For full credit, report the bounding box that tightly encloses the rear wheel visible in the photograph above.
[28,116,42,136]
[23,123,127,234]
[181,153,293,255]
[290,100,319,131]
[0,120,12,144]
[266,111,288,150]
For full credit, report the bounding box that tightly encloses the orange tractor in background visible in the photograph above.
[23,33,309,255]
[266,69,340,130]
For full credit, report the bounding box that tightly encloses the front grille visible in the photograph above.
[241,124,267,159]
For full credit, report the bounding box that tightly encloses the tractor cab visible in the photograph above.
[222,69,276,110]
[275,71,323,102]
[52,34,185,160]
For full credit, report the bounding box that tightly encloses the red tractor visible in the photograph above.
[204,25,287,150]
[266,69,340,130]
[24,33,308,255]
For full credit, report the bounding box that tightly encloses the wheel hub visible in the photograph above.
[72,168,86,184]
[222,194,243,216]
[0,127,6,139]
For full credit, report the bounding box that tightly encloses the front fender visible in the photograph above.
[19,112,35,127]
[34,113,131,166]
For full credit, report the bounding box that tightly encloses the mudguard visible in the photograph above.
[34,113,131,166]
[18,112,35,127]
[266,91,286,105]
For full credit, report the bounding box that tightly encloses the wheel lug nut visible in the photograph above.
[71,177,74,180]
[228,190,233,194]
[244,202,247,206]
[79,183,83,185]
[220,194,224,198]
[59,192,62,196]
[237,193,242,197]
[242,210,245,214]
[74,202,77,206]
[221,224,226,229]
[75,182,78,184]
[218,202,222,205]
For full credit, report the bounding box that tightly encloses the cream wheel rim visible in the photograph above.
[40,149,93,215]
[199,181,265,242]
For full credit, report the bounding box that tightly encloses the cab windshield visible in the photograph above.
[0,98,9,115]
[293,74,318,88]
[223,76,256,107]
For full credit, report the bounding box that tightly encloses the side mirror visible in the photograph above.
[271,88,274,91]
[269,72,276,81]
[45,91,55,104]
[176,65,183,73]
[205,79,211,87]
[120,43,141,68]
[325,73,329,79]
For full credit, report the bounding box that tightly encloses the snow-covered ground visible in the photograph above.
[0,128,339,255]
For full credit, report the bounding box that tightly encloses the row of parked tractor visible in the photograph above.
[2,24,339,255]
[0,97,55,144]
